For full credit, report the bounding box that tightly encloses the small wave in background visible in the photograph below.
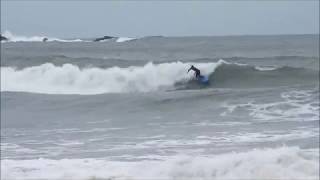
[1,30,137,43]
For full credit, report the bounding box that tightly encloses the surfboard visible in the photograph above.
[197,75,209,84]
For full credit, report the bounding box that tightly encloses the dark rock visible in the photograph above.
[93,36,115,42]
[42,37,48,42]
[1,34,8,41]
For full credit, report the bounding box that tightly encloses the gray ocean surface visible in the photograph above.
[1,34,319,179]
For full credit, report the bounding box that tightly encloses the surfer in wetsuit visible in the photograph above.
[188,65,201,78]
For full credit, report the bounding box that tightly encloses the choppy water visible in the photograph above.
[1,34,319,180]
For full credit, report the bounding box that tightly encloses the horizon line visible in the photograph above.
[1,30,319,39]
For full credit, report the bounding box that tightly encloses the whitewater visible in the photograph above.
[1,30,135,43]
[1,61,220,94]
[1,33,319,180]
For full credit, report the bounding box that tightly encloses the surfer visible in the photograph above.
[188,65,201,78]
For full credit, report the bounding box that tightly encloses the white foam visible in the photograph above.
[116,37,136,42]
[1,147,318,180]
[2,30,84,42]
[230,61,279,71]
[40,128,124,134]
[86,119,111,124]
[1,61,224,94]
[229,129,318,143]
[3,31,46,42]
[254,66,278,71]
[193,121,251,126]
[54,141,84,146]
[222,89,319,122]
[1,143,40,156]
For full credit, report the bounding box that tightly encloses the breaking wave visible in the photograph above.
[116,37,137,42]
[0,61,221,94]
[1,31,137,43]
[1,60,318,94]
[1,31,84,42]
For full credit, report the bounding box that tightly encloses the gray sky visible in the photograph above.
[1,1,319,38]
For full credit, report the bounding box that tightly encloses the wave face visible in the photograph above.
[2,147,318,180]
[2,31,83,42]
[1,60,318,95]
[208,63,318,88]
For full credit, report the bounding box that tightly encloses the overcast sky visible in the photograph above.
[1,1,319,38]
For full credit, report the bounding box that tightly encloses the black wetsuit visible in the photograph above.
[188,66,201,78]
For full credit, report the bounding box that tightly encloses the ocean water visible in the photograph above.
[1,34,319,180]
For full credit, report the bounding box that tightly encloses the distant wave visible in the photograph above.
[223,55,319,61]
[1,31,139,43]
[96,37,137,43]
[116,37,137,42]
[1,31,85,42]
[1,60,318,94]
